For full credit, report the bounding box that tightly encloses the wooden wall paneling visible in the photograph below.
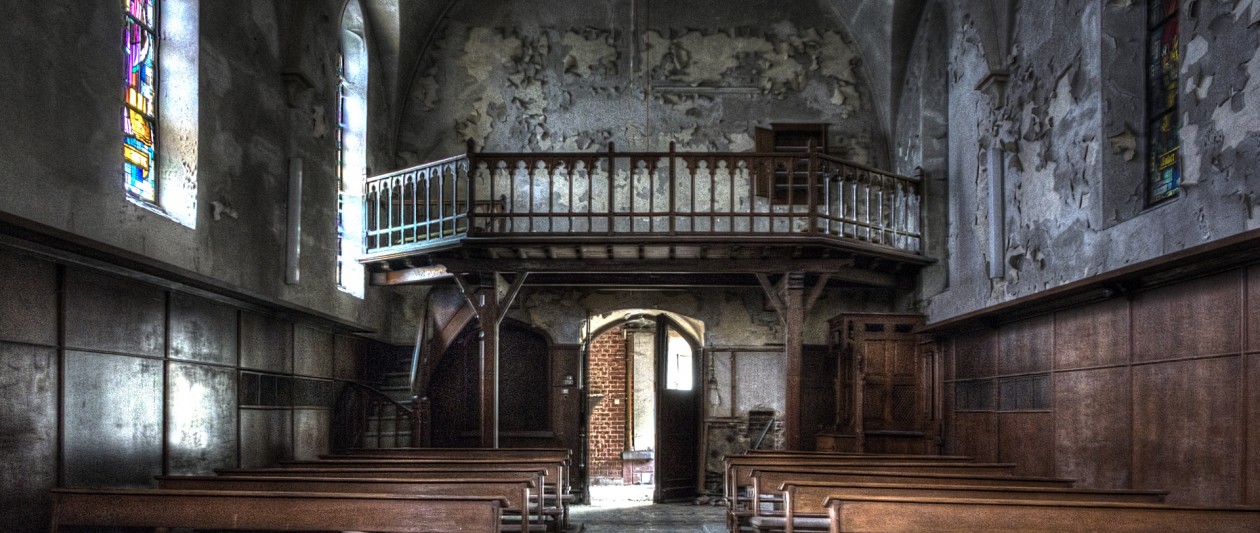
[166,361,237,475]
[998,412,1055,477]
[64,268,165,357]
[1053,367,1132,488]
[998,314,1053,375]
[239,311,293,373]
[1248,353,1259,505]
[292,408,331,460]
[1133,357,1243,504]
[62,351,163,487]
[1132,271,1242,363]
[954,329,995,380]
[239,408,293,469]
[0,343,57,530]
[168,291,237,365]
[1249,265,1260,353]
[293,325,334,379]
[1054,297,1130,370]
[0,249,57,346]
[952,412,999,462]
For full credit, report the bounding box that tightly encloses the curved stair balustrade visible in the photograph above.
[332,381,427,451]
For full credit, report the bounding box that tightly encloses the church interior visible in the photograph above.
[3,0,1260,531]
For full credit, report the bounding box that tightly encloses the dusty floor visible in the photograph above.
[569,485,726,532]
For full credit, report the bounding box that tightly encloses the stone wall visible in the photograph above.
[900,0,1260,322]
[395,0,887,167]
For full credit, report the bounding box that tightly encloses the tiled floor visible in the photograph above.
[569,485,726,532]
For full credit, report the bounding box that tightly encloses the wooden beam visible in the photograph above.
[431,258,891,285]
[451,272,530,448]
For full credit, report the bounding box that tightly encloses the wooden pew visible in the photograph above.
[157,474,543,532]
[328,448,574,520]
[280,457,569,528]
[824,495,1260,533]
[49,487,507,532]
[753,480,1168,533]
[221,465,563,531]
[723,456,1022,532]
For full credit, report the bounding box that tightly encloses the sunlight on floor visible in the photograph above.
[587,483,655,508]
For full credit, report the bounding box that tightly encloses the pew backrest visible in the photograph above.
[50,488,507,533]
[825,496,1260,533]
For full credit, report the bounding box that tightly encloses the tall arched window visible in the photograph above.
[337,0,368,297]
[123,0,159,204]
[1147,0,1180,205]
[122,0,198,227]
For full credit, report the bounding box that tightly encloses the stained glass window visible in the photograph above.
[336,52,348,289]
[1147,0,1179,205]
[123,0,158,203]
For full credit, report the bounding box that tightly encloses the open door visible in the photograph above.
[653,316,699,502]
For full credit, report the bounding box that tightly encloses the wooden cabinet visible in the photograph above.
[753,123,828,202]
[815,313,941,454]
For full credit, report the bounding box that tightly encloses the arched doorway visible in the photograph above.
[582,311,702,504]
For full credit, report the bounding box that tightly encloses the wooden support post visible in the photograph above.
[453,272,528,448]
[757,272,829,450]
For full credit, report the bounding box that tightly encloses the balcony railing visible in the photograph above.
[363,143,921,259]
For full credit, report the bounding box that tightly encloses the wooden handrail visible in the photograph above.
[332,382,423,451]
[362,144,923,257]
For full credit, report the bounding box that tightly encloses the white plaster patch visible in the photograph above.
[1232,0,1260,24]
[1180,120,1201,184]
[1019,140,1066,225]
[1210,45,1260,150]
[726,132,755,152]
[562,30,618,78]
[1182,35,1209,68]
[670,30,774,85]
[760,42,806,94]
[1047,74,1075,128]
[462,28,523,84]
[815,31,857,84]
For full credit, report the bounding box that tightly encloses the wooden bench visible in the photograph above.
[157,474,543,532]
[752,480,1167,533]
[49,487,507,532]
[723,456,1021,532]
[824,495,1260,533]
[224,464,565,531]
[726,457,1017,510]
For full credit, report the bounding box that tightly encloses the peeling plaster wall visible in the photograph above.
[0,1,397,332]
[395,0,887,167]
[910,0,1260,321]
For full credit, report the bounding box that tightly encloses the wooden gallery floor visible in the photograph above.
[570,485,726,532]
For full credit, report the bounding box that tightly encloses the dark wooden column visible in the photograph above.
[758,272,830,450]
[453,272,527,448]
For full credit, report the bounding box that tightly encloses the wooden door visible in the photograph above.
[653,316,699,502]
[842,314,930,452]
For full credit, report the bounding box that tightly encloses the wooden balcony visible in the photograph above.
[361,143,931,288]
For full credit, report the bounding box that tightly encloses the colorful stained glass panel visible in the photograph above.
[123,0,157,203]
[1146,0,1179,205]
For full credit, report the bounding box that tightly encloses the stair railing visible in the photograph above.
[332,381,418,451]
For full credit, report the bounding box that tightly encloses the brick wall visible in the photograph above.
[588,327,627,482]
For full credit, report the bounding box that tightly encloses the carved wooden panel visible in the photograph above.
[166,362,237,475]
[63,351,163,487]
[64,268,165,357]
[1054,367,1131,489]
[1054,297,1130,369]
[1132,271,1242,362]
[0,250,57,346]
[1133,357,1242,504]
[169,292,237,365]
